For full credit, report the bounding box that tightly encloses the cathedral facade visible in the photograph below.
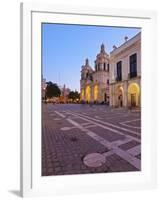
[80,32,141,108]
[80,44,110,104]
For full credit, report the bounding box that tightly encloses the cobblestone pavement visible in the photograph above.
[42,104,141,176]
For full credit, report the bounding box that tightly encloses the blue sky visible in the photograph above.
[42,23,140,91]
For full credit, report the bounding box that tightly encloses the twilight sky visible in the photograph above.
[42,23,140,91]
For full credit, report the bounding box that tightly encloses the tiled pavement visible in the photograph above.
[42,104,141,176]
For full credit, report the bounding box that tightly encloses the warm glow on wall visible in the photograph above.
[118,86,123,95]
[128,83,140,106]
[94,85,98,100]
[81,89,84,100]
[86,86,90,101]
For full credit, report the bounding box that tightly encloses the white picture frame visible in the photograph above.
[20,2,157,197]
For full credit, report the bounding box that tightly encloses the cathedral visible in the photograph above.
[80,44,110,104]
[80,32,141,108]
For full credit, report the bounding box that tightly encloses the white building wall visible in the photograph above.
[137,48,141,76]
[109,62,115,83]
[109,32,141,108]
[110,46,140,82]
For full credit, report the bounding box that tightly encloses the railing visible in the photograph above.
[115,76,122,82]
[128,72,137,79]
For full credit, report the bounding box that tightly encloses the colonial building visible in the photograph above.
[80,32,141,108]
[80,44,110,104]
[110,32,141,108]
[59,84,71,103]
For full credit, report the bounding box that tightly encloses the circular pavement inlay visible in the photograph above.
[54,118,61,120]
[61,127,72,131]
[94,116,101,119]
[83,153,106,168]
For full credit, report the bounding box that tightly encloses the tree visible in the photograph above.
[68,91,80,102]
[45,82,61,98]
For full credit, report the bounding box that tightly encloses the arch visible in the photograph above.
[81,89,84,100]
[94,85,98,101]
[116,86,124,107]
[104,93,107,102]
[128,83,140,107]
[86,85,91,102]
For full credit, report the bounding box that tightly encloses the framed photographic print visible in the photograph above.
[20,2,157,197]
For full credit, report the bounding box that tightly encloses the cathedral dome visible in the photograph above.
[81,58,93,72]
[81,58,93,80]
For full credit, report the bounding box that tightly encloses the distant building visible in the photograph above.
[80,32,141,108]
[60,84,71,103]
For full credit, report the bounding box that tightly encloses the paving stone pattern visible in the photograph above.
[42,104,141,176]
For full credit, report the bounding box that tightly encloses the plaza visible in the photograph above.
[42,26,141,176]
[42,104,141,176]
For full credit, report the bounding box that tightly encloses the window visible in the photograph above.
[90,74,93,81]
[104,63,106,71]
[95,64,97,71]
[98,63,100,71]
[130,53,137,78]
[107,79,109,84]
[107,64,109,72]
[116,61,122,81]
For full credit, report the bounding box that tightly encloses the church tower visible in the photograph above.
[93,44,110,103]
[80,58,93,102]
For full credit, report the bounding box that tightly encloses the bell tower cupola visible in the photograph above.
[95,43,109,72]
[101,43,105,53]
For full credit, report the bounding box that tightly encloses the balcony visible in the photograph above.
[115,76,122,82]
[128,71,137,79]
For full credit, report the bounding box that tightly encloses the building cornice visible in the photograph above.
[110,32,141,57]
